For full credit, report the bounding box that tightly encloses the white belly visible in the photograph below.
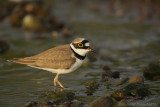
[30,58,84,74]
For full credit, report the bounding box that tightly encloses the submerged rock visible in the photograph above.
[143,61,160,80]
[88,96,117,107]
[111,71,120,78]
[85,80,99,96]
[24,90,85,107]
[101,65,120,79]
[101,66,113,81]
[25,90,76,107]
[112,82,150,101]
[128,75,144,83]
[101,69,112,79]
[44,90,75,105]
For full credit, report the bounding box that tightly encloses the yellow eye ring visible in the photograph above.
[78,43,83,47]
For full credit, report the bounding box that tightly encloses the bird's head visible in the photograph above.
[70,38,93,56]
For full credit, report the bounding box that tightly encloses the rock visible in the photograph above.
[128,75,144,83]
[23,14,39,30]
[117,99,128,107]
[25,90,79,107]
[85,80,99,96]
[125,83,150,98]
[112,90,125,101]
[44,90,75,105]
[143,61,160,80]
[111,71,120,78]
[88,96,117,107]
[112,83,150,100]
[102,65,120,79]
[102,65,112,79]
[102,65,111,71]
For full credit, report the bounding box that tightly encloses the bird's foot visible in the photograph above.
[60,88,64,92]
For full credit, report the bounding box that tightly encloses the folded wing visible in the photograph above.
[8,44,76,69]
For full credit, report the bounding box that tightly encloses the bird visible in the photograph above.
[8,38,93,91]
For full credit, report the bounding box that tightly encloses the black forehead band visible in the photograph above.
[82,40,89,44]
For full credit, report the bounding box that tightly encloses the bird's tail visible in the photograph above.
[7,58,20,63]
[7,58,35,65]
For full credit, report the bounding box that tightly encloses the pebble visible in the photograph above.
[128,75,144,83]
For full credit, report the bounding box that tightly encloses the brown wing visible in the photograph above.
[9,44,76,69]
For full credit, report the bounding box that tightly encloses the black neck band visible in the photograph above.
[70,47,86,60]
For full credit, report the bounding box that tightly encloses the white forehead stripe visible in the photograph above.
[85,43,90,46]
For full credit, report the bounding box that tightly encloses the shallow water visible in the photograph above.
[0,0,160,106]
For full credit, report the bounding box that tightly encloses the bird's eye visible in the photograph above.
[78,43,83,47]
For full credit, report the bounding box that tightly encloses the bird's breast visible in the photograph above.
[69,58,84,72]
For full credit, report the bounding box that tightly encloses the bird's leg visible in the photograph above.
[56,74,64,89]
[54,74,64,91]
[57,80,64,89]
[54,74,58,91]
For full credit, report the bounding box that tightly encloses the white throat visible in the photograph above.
[70,43,89,56]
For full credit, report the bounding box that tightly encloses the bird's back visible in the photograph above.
[9,44,76,69]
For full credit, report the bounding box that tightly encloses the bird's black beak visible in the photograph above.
[87,47,94,52]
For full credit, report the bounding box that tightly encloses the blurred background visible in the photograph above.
[0,0,160,106]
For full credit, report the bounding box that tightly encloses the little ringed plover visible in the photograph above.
[8,38,93,90]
